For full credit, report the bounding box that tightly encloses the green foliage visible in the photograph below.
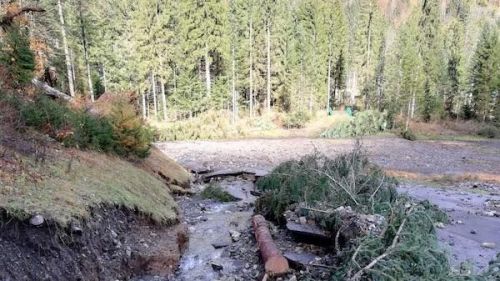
[321,110,388,138]
[201,184,238,202]
[477,125,499,139]
[255,144,398,222]
[282,111,311,129]
[13,95,151,158]
[400,129,417,141]
[0,25,35,85]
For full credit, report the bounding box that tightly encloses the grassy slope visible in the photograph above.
[0,143,179,225]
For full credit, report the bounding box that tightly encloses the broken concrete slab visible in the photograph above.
[283,252,319,269]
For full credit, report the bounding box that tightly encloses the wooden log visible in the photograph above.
[252,215,289,276]
[31,79,74,102]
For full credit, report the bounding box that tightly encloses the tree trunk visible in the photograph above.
[205,43,211,97]
[101,64,107,92]
[151,73,158,119]
[32,79,73,102]
[161,80,168,121]
[249,16,254,118]
[57,0,75,97]
[79,0,94,102]
[141,89,146,119]
[266,21,271,113]
[327,55,332,112]
[232,46,237,124]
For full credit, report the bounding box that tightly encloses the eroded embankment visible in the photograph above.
[0,207,188,281]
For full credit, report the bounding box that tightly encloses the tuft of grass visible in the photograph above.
[0,145,177,225]
[400,128,417,141]
[201,184,238,202]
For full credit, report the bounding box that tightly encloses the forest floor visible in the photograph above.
[159,137,500,280]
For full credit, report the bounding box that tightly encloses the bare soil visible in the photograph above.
[0,207,188,281]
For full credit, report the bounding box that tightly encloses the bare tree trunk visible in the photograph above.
[79,0,94,102]
[151,73,158,119]
[101,64,107,92]
[57,0,75,97]
[410,92,416,119]
[327,55,332,112]
[232,46,237,124]
[266,21,271,113]
[141,89,146,119]
[205,43,211,97]
[161,80,167,121]
[249,16,254,118]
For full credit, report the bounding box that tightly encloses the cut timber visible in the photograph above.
[31,79,74,102]
[286,222,331,245]
[252,215,289,276]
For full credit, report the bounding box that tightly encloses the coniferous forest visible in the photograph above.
[1,0,499,127]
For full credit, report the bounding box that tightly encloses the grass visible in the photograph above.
[0,144,178,225]
[200,184,238,202]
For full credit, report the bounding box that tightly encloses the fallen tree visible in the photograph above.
[31,79,74,102]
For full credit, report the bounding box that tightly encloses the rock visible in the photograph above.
[125,246,132,258]
[481,242,496,249]
[110,230,118,238]
[470,229,477,235]
[29,215,44,226]
[283,252,318,269]
[482,211,496,217]
[299,217,307,225]
[211,262,223,271]
[456,220,463,225]
[286,222,330,244]
[250,190,262,197]
[229,230,241,242]
[212,240,231,249]
[288,275,297,281]
[70,223,83,235]
[435,222,445,229]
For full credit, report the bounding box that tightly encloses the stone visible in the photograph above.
[110,230,118,238]
[286,222,330,244]
[470,229,477,235]
[435,222,445,229]
[229,230,241,242]
[288,275,297,281]
[70,223,83,235]
[125,246,132,258]
[481,242,496,249]
[212,240,231,249]
[482,211,496,217]
[299,217,307,225]
[283,252,318,269]
[211,262,223,271]
[29,215,44,226]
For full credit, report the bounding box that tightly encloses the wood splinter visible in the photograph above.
[252,215,289,276]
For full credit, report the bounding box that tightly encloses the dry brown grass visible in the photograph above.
[140,147,191,191]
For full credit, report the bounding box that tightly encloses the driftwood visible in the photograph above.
[31,79,74,102]
[0,6,46,29]
[252,215,289,276]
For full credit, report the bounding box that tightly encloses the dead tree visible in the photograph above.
[0,5,46,30]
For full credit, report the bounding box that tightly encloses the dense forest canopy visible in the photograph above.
[1,0,499,123]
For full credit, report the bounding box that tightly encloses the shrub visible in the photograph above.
[282,111,311,129]
[201,184,238,202]
[17,95,152,158]
[155,110,248,141]
[255,143,398,222]
[400,128,417,141]
[477,125,499,138]
[321,110,388,138]
[0,25,35,85]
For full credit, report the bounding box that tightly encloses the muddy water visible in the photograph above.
[399,184,500,272]
[172,178,258,281]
